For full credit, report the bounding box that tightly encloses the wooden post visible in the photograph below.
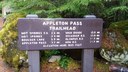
[82,15,96,72]
[28,51,40,72]
[82,49,94,72]
[26,15,40,72]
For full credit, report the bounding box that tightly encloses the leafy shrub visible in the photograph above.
[103,6,128,23]
[42,50,72,69]
[59,55,70,69]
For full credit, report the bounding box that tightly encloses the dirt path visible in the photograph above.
[0,56,14,72]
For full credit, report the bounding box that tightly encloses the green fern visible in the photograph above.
[103,6,128,22]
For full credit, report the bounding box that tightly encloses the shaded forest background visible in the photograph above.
[0,0,128,72]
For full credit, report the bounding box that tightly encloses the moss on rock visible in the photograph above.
[0,13,28,71]
[101,29,128,65]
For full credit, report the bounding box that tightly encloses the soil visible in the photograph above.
[0,56,14,72]
[41,61,81,72]
[41,58,109,72]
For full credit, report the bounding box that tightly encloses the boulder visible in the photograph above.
[100,29,128,64]
[48,55,61,62]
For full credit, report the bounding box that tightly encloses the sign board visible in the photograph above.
[17,18,103,50]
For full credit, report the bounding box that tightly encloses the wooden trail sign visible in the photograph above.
[17,18,103,50]
[17,15,103,72]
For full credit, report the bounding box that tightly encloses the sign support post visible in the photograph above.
[26,15,40,72]
[82,15,96,72]
[28,51,40,72]
[82,49,94,72]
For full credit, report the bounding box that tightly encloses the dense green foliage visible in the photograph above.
[2,0,128,24]
[110,20,128,39]
[103,6,128,24]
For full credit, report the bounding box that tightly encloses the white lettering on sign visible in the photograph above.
[29,32,42,34]
[90,31,101,43]
[19,20,101,48]
[42,21,82,26]
[42,21,68,26]
[20,30,86,47]
[42,21,83,31]
[70,21,82,26]
[49,26,76,30]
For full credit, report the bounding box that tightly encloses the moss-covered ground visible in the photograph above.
[40,58,109,72]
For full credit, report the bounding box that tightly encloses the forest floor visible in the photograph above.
[0,56,14,72]
[0,41,109,72]
[0,56,109,72]
[0,55,28,72]
[0,41,15,72]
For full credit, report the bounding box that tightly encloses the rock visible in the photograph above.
[48,55,61,62]
[100,29,128,64]
[109,64,128,72]
[101,49,128,64]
